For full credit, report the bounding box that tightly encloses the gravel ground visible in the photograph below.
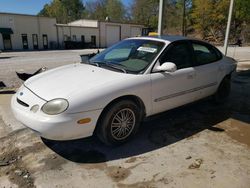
[0,48,250,187]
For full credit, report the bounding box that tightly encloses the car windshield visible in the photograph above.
[89,39,165,74]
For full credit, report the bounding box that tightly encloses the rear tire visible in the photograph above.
[97,100,141,146]
[214,76,231,104]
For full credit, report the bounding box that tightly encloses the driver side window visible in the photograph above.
[160,42,192,69]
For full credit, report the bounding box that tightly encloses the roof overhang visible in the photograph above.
[0,28,13,34]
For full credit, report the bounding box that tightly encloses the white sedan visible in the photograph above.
[11,36,237,145]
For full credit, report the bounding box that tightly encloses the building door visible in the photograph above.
[32,34,38,50]
[21,34,28,49]
[81,35,85,43]
[43,34,48,49]
[106,25,120,47]
[91,35,96,47]
[2,34,12,50]
[130,27,142,37]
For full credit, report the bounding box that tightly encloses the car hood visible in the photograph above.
[24,63,129,101]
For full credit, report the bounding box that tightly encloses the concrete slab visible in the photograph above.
[0,94,24,137]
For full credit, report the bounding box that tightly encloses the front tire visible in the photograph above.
[214,76,231,104]
[97,100,141,145]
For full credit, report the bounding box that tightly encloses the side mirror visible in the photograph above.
[154,62,177,72]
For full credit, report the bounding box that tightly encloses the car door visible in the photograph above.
[191,41,223,100]
[151,41,197,114]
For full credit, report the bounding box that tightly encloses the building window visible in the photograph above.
[91,35,96,47]
[21,34,28,49]
[81,35,85,43]
[32,34,38,50]
[43,34,48,49]
[72,35,77,41]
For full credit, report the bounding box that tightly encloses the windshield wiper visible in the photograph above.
[89,60,127,73]
[105,62,127,73]
[89,62,100,67]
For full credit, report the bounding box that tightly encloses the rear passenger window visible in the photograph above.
[192,43,219,65]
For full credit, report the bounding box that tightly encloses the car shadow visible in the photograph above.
[42,98,231,164]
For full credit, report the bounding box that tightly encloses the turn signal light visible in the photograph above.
[77,118,91,124]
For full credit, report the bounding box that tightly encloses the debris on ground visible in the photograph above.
[188,159,203,169]
[0,156,21,167]
[16,67,47,81]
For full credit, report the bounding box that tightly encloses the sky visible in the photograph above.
[0,0,133,15]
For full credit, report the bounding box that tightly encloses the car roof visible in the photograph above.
[128,35,189,43]
[147,35,188,42]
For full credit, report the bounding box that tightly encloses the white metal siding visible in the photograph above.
[0,13,57,50]
[106,25,120,47]
[131,27,142,37]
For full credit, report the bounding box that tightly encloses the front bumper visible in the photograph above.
[11,85,102,140]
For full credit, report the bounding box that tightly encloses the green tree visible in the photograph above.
[38,0,67,23]
[38,0,85,23]
[163,0,184,35]
[106,0,125,22]
[191,0,250,42]
[234,0,250,40]
[61,0,85,22]
[85,0,125,22]
[131,0,159,29]
[85,0,107,20]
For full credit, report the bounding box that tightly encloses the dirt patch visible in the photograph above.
[218,119,250,147]
[8,166,34,188]
[20,142,47,156]
[106,166,131,182]
[117,173,173,188]
[0,148,35,188]
[0,139,47,188]
[37,154,67,171]
[117,179,156,188]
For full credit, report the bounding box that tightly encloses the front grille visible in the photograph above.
[17,98,29,107]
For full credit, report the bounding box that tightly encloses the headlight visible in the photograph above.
[42,98,69,115]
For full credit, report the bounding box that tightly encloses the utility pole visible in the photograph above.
[158,0,164,35]
[223,0,234,55]
[182,0,186,36]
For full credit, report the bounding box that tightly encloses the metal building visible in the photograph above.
[0,12,144,51]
